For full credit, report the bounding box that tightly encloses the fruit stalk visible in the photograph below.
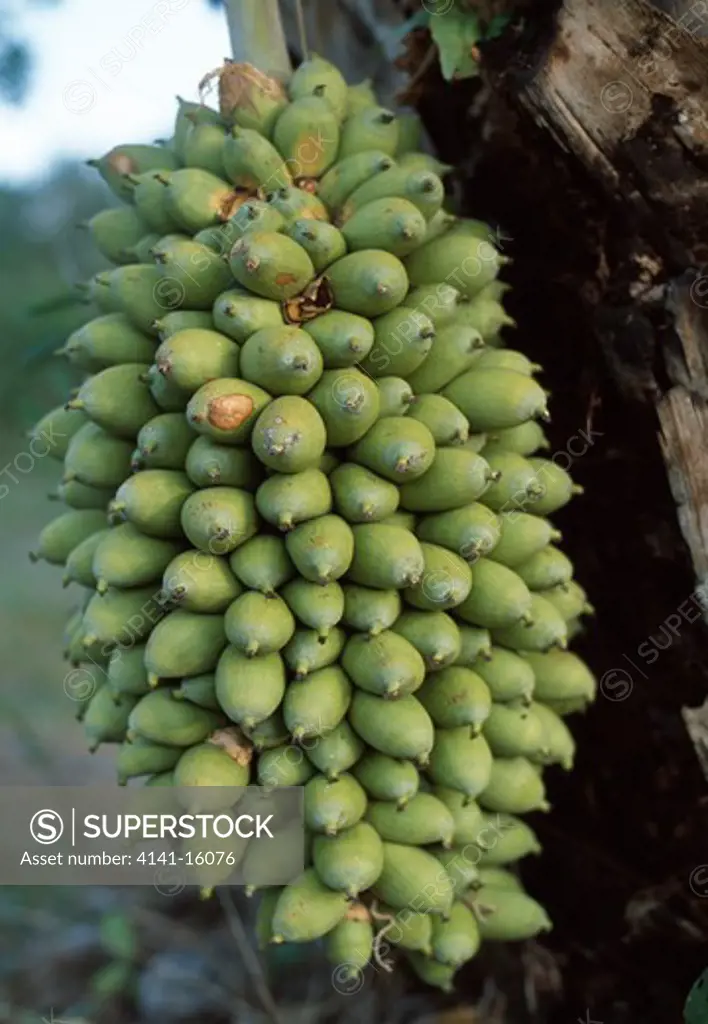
[224,0,291,80]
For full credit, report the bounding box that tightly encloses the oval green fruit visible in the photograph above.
[406,323,482,394]
[430,900,480,967]
[366,793,455,848]
[127,688,222,747]
[404,542,472,611]
[239,325,323,395]
[255,467,332,531]
[229,230,314,301]
[307,368,380,447]
[280,578,344,636]
[161,550,242,613]
[478,756,549,814]
[455,558,532,630]
[418,502,500,562]
[285,514,354,584]
[427,729,493,798]
[111,470,194,538]
[417,666,492,731]
[144,610,227,683]
[180,487,259,555]
[303,309,374,368]
[185,436,263,489]
[342,583,401,636]
[353,752,419,808]
[215,646,286,729]
[474,646,535,703]
[348,523,424,590]
[313,821,383,896]
[330,463,399,523]
[350,416,435,483]
[92,523,181,592]
[373,843,453,916]
[442,369,548,433]
[391,610,461,671]
[283,664,351,740]
[252,395,326,473]
[349,691,433,764]
[228,534,294,595]
[271,868,349,943]
[326,250,408,318]
[224,591,295,656]
[283,626,346,678]
[342,630,425,698]
[304,772,367,835]
[491,593,568,652]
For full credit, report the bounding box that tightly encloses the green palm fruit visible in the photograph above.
[326,250,408,317]
[111,470,193,538]
[433,789,485,846]
[116,737,181,785]
[271,868,349,943]
[228,535,294,595]
[540,580,593,621]
[289,54,348,120]
[421,210,457,244]
[479,451,545,512]
[284,664,351,740]
[84,689,137,752]
[455,625,493,665]
[473,348,539,376]
[349,691,434,764]
[474,813,541,865]
[304,772,367,835]
[345,79,378,116]
[180,487,258,555]
[283,219,346,273]
[162,168,242,233]
[330,463,399,523]
[325,913,374,973]
[398,153,452,177]
[30,404,87,461]
[470,886,551,941]
[69,363,158,439]
[427,729,493,798]
[285,514,354,584]
[516,545,574,590]
[149,369,190,412]
[173,729,251,799]
[404,542,473,611]
[265,186,329,224]
[451,280,515,340]
[304,310,374,368]
[366,793,456,848]
[342,630,426,699]
[406,283,462,327]
[283,626,346,678]
[433,847,481,897]
[521,649,596,706]
[407,324,483,394]
[62,314,156,372]
[338,106,399,160]
[280,578,344,636]
[404,452,494,518]
[132,413,195,472]
[144,610,226,684]
[380,510,417,531]
[229,230,315,301]
[84,270,120,313]
[353,753,419,808]
[304,719,364,780]
[187,378,272,445]
[373,842,454,916]
[342,169,444,225]
[63,529,110,588]
[360,306,435,379]
[182,120,228,176]
[488,512,559,568]
[185,436,262,490]
[375,903,432,954]
[476,867,523,891]
[418,503,500,562]
[342,197,428,258]
[442,369,548,433]
[213,288,284,343]
[350,417,435,483]
[491,594,568,652]
[83,207,146,264]
[483,420,549,457]
[405,232,504,299]
[527,456,581,515]
[71,664,106,722]
[107,265,176,336]
[239,325,323,395]
[483,701,547,758]
[256,467,332,530]
[224,591,295,656]
[376,376,414,418]
[530,702,575,769]
[161,550,241,613]
[342,584,401,636]
[407,395,469,447]
[317,150,394,211]
[92,524,181,592]
[152,236,233,308]
[224,65,288,136]
[272,96,340,178]
[227,197,288,241]
[348,522,425,590]
[430,901,480,967]
[106,646,150,697]
[127,688,222,746]
[417,667,492,731]
[479,756,549,814]
[88,143,178,200]
[406,952,455,992]
[242,708,289,750]
[474,647,535,703]
[154,328,242,396]
[392,610,461,671]
[307,368,380,447]
[257,743,316,786]
[173,673,220,711]
[31,510,107,566]
[252,395,327,473]
[455,558,533,630]
[215,646,286,729]
[128,169,181,233]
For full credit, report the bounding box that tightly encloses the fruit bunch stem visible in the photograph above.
[225,0,292,80]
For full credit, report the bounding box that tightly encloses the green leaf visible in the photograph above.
[90,960,135,1000]
[99,911,138,961]
[430,9,482,81]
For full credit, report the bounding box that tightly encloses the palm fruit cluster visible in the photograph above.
[32,56,597,991]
